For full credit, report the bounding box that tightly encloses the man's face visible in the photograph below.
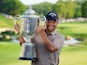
[46,20,58,32]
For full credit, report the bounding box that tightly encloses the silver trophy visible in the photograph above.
[14,6,46,60]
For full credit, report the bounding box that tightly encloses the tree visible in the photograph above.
[0,0,27,15]
[81,1,87,17]
[65,1,77,18]
[74,3,82,18]
[54,0,67,19]
[54,0,78,19]
[74,0,86,18]
[32,2,54,16]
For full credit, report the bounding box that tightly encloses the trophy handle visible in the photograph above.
[38,16,46,27]
[14,15,21,25]
[14,15,22,34]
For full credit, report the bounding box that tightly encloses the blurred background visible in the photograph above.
[0,0,87,65]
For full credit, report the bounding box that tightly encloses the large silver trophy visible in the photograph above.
[14,6,46,60]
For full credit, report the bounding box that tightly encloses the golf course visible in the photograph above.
[0,14,87,65]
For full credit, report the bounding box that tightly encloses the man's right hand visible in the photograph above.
[15,23,20,34]
[19,35,25,46]
[14,23,25,46]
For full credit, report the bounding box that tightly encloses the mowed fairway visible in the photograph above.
[60,46,87,65]
[57,22,87,39]
[0,42,87,65]
[0,42,31,65]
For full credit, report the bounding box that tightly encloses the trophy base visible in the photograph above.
[19,57,37,60]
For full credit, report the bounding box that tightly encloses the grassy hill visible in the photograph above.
[0,14,14,28]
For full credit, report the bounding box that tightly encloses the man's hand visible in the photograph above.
[36,26,45,34]
[14,23,25,46]
[15,23,20,34]
[19,35,25,46]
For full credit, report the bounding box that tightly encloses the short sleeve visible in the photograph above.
[53,36,64,51]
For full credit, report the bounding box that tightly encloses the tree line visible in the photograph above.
[32,0,87,19]
[0,0,87,19]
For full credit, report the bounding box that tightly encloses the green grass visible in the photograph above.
[60,51,87,65]
[0,42,31,65]
[57,22,87,39]
[0,42,87,65]
[0,14,14,28]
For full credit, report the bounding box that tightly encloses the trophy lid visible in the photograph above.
[24,5,36,15]
[21,5,39,18]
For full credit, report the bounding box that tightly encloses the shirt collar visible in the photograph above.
[47,30,57,35]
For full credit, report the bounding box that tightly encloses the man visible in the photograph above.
[15,12,64,65]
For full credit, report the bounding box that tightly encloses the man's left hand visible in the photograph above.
[36,26,45,34]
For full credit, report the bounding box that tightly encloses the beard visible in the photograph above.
[46,25,56,32]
